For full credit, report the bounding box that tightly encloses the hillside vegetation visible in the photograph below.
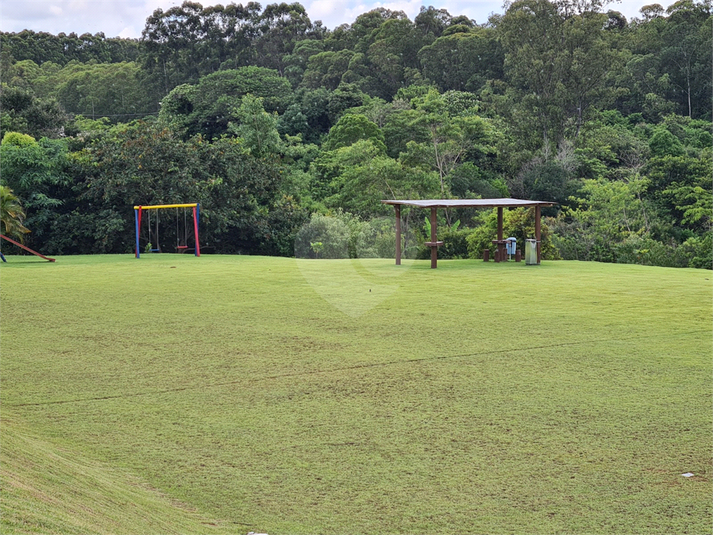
[0,0,710,268]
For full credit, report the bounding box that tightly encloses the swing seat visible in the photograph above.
[176,245,189,249]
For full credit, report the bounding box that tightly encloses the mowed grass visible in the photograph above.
[1,254,711,534]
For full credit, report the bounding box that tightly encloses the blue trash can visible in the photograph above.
[506,237,517,257]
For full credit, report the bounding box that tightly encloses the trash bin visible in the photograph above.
[506,237,517,258]
[525,239,538,265]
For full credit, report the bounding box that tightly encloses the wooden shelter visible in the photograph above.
[381,198,556,268]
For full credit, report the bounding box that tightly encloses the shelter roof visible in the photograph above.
[381,198,556,208]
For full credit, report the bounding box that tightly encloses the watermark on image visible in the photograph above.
[294,213,417,318]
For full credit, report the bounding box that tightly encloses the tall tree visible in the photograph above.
[498,0,621,147]
[660,0,712,118]
[253,3,321,75]
[418,27,503,92]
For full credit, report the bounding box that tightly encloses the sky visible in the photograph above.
[1,0,656,39]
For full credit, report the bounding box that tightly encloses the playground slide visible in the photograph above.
[0,234,55,262]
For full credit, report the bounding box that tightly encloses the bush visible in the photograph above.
[294,212,350,258]
[684,232,712,269]
[614,236,690,268]
[294,211,388,259]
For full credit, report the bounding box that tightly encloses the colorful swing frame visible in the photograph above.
[134,203,200,258]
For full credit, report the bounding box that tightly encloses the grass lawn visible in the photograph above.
[1,254,711,534]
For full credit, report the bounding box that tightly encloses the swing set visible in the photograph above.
[134,203,200,258]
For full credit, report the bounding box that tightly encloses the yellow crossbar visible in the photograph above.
[134,203,198,210]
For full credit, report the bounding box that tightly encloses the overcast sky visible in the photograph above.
[1,0,656,39]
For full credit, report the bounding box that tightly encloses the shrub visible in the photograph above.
[685,232,713,269]
[294,211,387,259]
[294,213,350,258]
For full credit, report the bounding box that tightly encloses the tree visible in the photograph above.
[0,132,70,247]
[55,62,157,121]
[253,2,322,75]
[316,140,440,218]
[0,185,30,241]
[418,28,503,92]
[78,119,287,254]
[0,86,69,139]
[400,90,497,195]
[159,67,292,139]
[0,30,139,66]
[229,94,282,158]
[321,114,386,152]
[414,6,453,39]
[140,1,264,93]
[615,0,711,120]
[283,39,324,86]
[366,17,426,98]
[300,49,355,90]
[497,0,621,147]
[552,176,654,262]
[659,0,712,118]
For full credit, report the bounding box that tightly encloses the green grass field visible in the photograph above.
[2,254,711,534]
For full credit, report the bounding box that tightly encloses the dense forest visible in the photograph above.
[1,0,711,267]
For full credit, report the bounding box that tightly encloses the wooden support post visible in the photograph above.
[430,207,438,269]
[395,205,401,265]
[497,206,503,242]
[497,206,504,263]
[535,205,541,264]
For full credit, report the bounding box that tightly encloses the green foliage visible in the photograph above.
[448,162,509,198]
[0,185,30,241]
[401,90,499,195]
[551,177,653,262]
[684,231,713,269]
[229,94,282,158]
[301,49,355,90]
[321,114,386,152]
[314,139,440,218]
[160,67,292,139]
[53,120,285,255]
[0,134,70,249]
[295,211,348,258]
[613,234,706,268]
[418,226,473,259]
[418,28,503,92]
[649,127,685,157]
[0,86,69,139]
[497,0,622,147]
[2,2,712,270]
[47,62,156,122]
[1,131,35,147]
[326,83,368,123]
[1,30,139,66]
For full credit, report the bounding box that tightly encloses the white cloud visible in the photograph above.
[1,0,177,38]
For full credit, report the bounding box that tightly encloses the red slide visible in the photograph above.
[0,234,55,262]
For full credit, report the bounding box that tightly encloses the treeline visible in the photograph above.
[0,0,710,268]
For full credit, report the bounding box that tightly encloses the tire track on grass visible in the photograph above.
[8,329,710,407]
